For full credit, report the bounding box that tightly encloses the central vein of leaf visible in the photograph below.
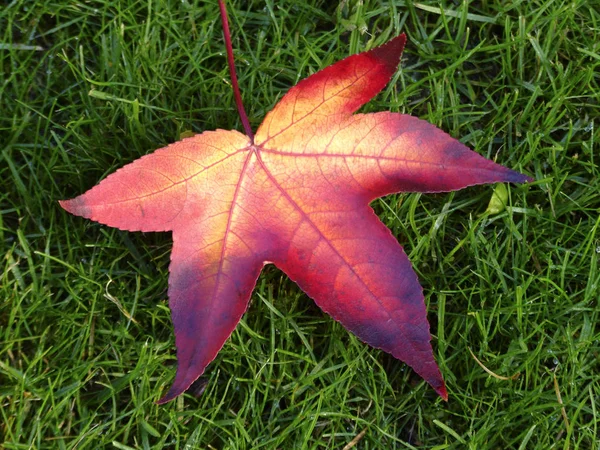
[258,64,380,147]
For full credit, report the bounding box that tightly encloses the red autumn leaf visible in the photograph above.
[60,33,530,404]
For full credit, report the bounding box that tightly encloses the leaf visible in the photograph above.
[60,34,531,404]
[485,183,509,215]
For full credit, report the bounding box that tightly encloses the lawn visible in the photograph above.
[1,0,599,448]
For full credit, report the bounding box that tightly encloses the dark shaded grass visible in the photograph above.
[1,0,598,448]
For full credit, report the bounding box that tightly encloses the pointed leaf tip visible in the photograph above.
[370,33,406,70]
[438,385,449,402]
[508,170,534,184]
[156,388,179,405]
[59,197,91,218]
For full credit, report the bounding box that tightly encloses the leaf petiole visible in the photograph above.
[218,0,254,142]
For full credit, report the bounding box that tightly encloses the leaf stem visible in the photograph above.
[218,0,254,142]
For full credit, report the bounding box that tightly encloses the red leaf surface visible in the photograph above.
[60,34,531,404]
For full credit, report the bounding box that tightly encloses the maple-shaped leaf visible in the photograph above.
[60,33,531,404]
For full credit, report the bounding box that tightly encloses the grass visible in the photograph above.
[1,0,599,448]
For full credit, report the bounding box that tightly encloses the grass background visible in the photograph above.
[1,0,599,448]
